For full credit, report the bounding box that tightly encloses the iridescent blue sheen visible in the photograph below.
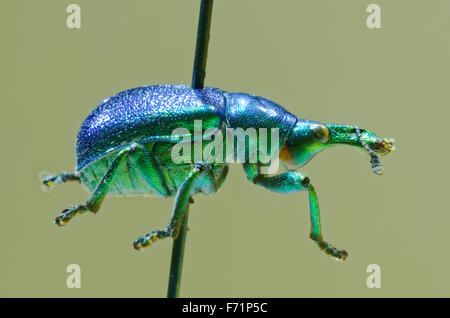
[76,85,299,172]
[76,85,226,171]
[224,92,297,142]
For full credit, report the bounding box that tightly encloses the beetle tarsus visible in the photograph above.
[133,229,171,250]
[42,173,80,188]
[55,204,88,226]
[314,238,348,261]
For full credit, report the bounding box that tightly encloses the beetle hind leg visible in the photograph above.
[42,173,80,188]
[54,150,128,226]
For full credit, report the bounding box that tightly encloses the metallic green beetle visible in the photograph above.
[42,84,394,260]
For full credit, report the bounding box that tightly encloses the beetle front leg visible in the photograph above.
[306,183,348,261]
[54,150,128,226]
[244,163,348,261]
[133,162,210,250]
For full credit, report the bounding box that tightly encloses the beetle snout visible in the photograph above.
[375,138,395,155]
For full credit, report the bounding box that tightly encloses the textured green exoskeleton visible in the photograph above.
[42,85,394,260]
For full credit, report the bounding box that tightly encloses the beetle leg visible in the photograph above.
[133,162,211,250]
[243,163,348,261]
[54,150,128,226]
[41,173,80,188]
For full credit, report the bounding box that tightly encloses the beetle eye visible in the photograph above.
[311,124,329,143]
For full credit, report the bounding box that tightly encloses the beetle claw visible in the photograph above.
[41,175,58,188]
[54,215,66,226]
[133,235,149,250]
[55,208,73,226]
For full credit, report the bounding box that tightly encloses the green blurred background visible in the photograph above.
[1,0,449,297]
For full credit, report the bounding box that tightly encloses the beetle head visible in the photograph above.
[280,120,332,169]
[280,121,394,171]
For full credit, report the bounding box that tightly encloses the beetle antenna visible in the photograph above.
[355,126,383,176]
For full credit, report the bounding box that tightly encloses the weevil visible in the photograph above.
[42,84,394,260]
